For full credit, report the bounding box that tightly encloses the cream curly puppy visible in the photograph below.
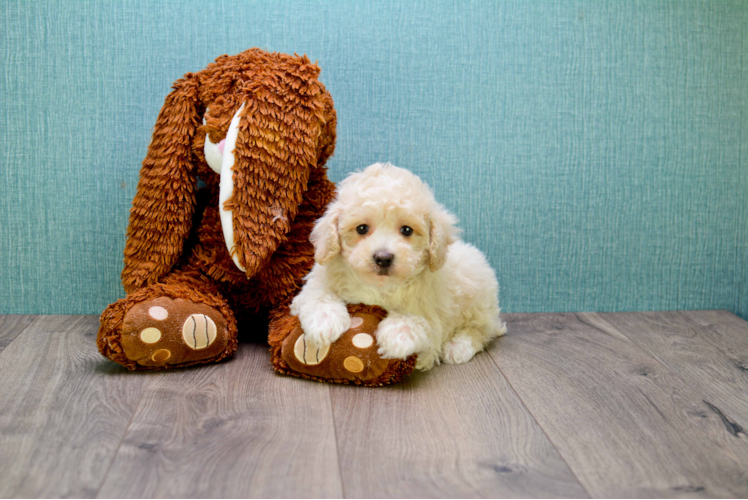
[290,163,506,370]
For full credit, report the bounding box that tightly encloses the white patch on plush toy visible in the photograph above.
[148,306,168,320]
[218,102,246,272]
[352,333,374,348]
[204,134,224,174]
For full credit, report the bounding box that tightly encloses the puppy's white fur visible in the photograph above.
[291,163,506,370]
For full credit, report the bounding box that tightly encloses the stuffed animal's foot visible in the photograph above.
[99,290,237,370]
[120,297,232,368]
[271,304,417,386]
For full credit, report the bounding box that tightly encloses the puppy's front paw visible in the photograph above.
[298,302,351,348]
[442,335,476,364]
[376,317,427,359]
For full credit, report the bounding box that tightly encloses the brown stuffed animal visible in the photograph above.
[98,49,336,370]
[97,49,416,385]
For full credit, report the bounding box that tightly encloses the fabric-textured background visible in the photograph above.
[1,1,746,318]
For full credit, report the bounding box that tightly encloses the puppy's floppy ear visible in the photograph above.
[310,202,342,265]
[428,204,459,272]
[122,74,201,293]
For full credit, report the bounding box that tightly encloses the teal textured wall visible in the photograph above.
[1,1,746,317]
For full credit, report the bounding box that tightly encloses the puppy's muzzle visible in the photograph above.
[373,251,394,274]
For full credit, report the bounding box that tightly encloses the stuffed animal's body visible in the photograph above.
[98,49,337,369]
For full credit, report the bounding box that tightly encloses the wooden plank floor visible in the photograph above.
[0,311,746,498]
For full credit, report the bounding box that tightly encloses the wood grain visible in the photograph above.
[0,314,35,352]
[490,313,748,498]
[594,310,748,435]
[3,311,747,498]
[0,315,147,498]
[96,341,344,499]
[330,350,589,498]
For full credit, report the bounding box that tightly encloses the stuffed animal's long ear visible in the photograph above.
[310,202,342,265]
[428,205,459,272]
[220,59,336,278]
[121,74,201,293]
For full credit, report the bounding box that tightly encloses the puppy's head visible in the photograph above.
[312,163,458,286]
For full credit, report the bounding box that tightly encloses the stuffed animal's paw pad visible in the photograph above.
[181,314,218,349]
[294,335,331,365]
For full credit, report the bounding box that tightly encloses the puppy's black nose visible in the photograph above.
[374,251,394,268]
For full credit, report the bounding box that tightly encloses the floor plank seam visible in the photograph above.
[327,386,348,499]
[485,343,594,499]
[0,315,38,354]
[93,376,150,499]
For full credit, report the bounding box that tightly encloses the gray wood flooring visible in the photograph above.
[0,311,746,498]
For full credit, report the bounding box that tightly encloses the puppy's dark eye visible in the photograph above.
[400,226,413,237]
[356,224,369,235]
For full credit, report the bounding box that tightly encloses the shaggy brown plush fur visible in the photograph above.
[98,49,337,370]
